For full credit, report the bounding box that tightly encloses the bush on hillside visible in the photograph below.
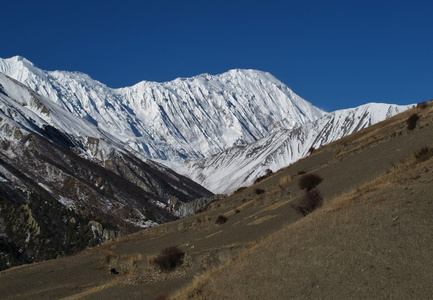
[254,188,265,195]
[292,189,323,216]
[417,102,428,109]
[406,113,419,130]
[215,214,228,225]
[414,146,433,162]
[153,246,185,271]
[298,173,323,191]
[233,186,247,194]
[254,169,273,184]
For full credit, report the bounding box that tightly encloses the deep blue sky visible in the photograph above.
[1,0,432,111]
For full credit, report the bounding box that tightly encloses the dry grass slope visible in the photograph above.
[175,143,433,299]
[0,100,432,299]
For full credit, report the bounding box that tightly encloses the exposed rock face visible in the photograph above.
[0,56,412,270]
[0,73,213,270]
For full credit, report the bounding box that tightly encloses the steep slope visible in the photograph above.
[185,102,411,194]
[0,56,325,163]
[0,100,430,300]
[178,103,433,299]
[0,73,213,269]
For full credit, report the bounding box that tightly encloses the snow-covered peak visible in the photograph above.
[0,56,413,195]
[0,56,326,163]
[0,56,48,84]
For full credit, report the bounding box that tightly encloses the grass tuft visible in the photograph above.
[414,146,433,162]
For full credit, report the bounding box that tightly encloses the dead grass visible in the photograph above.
[2,104,433,300]
[278,174,293,187]
[174,152,433,299]
[247,214,278,225]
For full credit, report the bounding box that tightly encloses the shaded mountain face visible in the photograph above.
[0,73,213,269]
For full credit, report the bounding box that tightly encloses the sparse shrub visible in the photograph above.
[233,186,247,194]
[298,173,323,191]
[292,189,323,216]
[254,169,273,184]
[406,113,419,130]
[297,170,306,175]
[153,246,185,271]
[417,102,428,109]
[254,188,265,195]
[308,146,315,155]
[195,208,204,214]
[215,214,228,224]
[414,146,433,162]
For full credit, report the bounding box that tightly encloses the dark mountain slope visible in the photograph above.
[0,74,213,270]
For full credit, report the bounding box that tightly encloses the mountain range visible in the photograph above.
[0,96,430,299]
[0,56,410,195]
[0,56,411,268]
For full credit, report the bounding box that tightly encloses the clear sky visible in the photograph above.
[1,0,432,111]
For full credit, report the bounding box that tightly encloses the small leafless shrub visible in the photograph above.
[254,188,265,195]
[417,102,428,109]
[298,173,323,191]
[153,246,185,271]
[233,186,247,194]
[414,146,433,162]
[254,169,273,184]
[292,189,323,216]
[406,113,419,130]
[215,214,228,224]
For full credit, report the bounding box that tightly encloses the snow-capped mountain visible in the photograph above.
[0,56,411,195]
[0,72,212,235]
[0,56,325,163]
[184,103,412,194]
[0,55,414,270]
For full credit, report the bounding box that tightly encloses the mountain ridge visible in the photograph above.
[0,56,325,162]
[0,56,411,195]
[182,102,411,194]
[0,72,214,269]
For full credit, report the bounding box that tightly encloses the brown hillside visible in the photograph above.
[0,101,432,299]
